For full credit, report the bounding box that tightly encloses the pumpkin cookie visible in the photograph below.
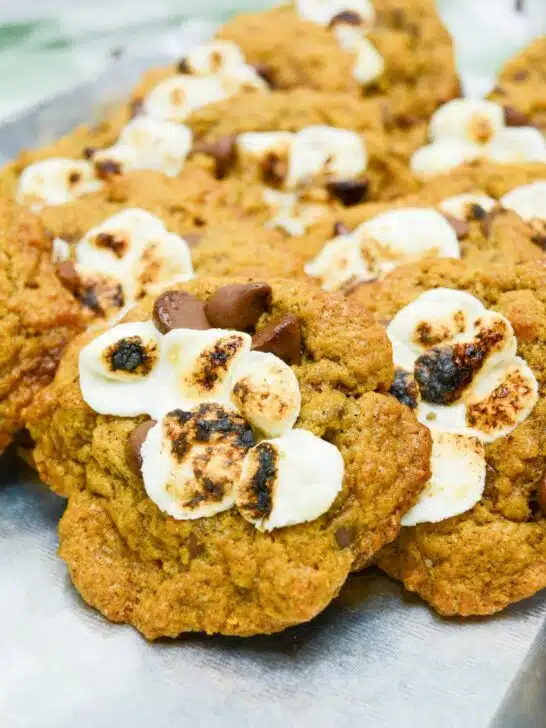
[299,162,546,292]
[25,278,431,637]
[218,0,460,131]
[488,36,546,136]
[352,258,546,615]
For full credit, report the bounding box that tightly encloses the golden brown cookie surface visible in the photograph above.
[218,1,460,128]
[488,36,546,136]
[26,278,431,638]
[352,258,546,615]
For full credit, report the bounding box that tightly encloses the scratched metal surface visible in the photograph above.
[0,18,546,728]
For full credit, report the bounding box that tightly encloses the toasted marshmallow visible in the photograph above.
[163,328,251,407]
[389,289,538,444]
[287,125,367,188]
[79,321,163,416]
[410,139,483,176]
[401,432,486,526]
[263,188,326,236]
[75,209,193,317]
[305,232,376,290]
[296,0,375,27]
[17,159,102,209]
[500,181,546,221]
[487,127,546,165]
[144,75,228,122]
[332,25,384,84]
[231,351,301,437]
[237,131,293,173]
[94,118,192,177]
[142,404,255,520]
[236,429,344,531]
[184,40,248,75]
[429,99,504,145]
[439,193,496,220]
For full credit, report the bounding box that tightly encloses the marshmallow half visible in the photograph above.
[17,159,103,209]
[500,181,546,222]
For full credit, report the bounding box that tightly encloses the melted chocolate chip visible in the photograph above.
[94,158,123,180]
[252,313,302,365]
[480,206,501,237]
[79,286,103,315]
[252,63,276,87]
[468,203,487,221]
[503,105,529,127]
[335,526,356,549]
[414,343,486,405]
[55,261,80,294]
[389,368,420,409]
[333,220,350,236]
[153,290,211,333]
[205,282,272,331]
[126,419,156,474]
[442,213,469,240]
[328,10,362,26]
[190,136,236,179]
[83,146,95,160]
[327,179,369,206]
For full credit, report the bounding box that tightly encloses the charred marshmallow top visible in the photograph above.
[79,316,343,529]
[56,209,194,318]
[144,40,267,123]
[305,208,460,290]
[17,41,261,209]
[387,288,538,525]
[295,0,384,85]
[411,99,546,176]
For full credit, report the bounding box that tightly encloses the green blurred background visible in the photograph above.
[0,0,544,121]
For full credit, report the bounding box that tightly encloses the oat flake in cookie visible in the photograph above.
[25,278,431,638]
[351,258,546,616]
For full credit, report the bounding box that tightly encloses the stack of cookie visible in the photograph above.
[1,1,545,639]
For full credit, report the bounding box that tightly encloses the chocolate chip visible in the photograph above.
[187,533,205,559]
[333,221,350,236]
[94,158,123,180]
[262,152,287,187]
[480,206,501,237]
[153,290,211,333]
[442,213,469,240]
[327,179,369,206]
[328,10,362,27]
[503,105,528,126]
[126,419,157,474]
[55,261,80,294]
[252,313,302,365]
[180,232,203,248]
[468,204,487,221]
[252,63,276,87]
[205,283,272,332]
[190,136,236,179]
[335,526,356,549]
[83,146,95,160]
[537,473,546,516]
[176,57,191,73]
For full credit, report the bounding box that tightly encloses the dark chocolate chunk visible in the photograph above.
[190,136,236,178]
[334,526,356,549]
[328,10,362,26]
[252,313,302,365]
[205,282,272,331]
[153,290,211,333]
[126,419,157,474]
[55,261,80,294]
[327,179,369,206]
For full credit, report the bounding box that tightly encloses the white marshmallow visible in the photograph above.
[235,429,344,531]
[333,25,384,85]
[79,321,163,416]
[162,328,252,408]
[144,75,228,123]
[287,125,367,188]
[487,127,546,165]
[75,209,193,314]
[94,117,192,177]
[304,232,376,290]
[231,351,301,437]
[429,99,504,145]
[295,0,375,28]
[500,181,546,221]
[401,432,486,526]
[439,193,496,220]
[142,405,254,520]
[410,139,483,176]
[237,131,293,162]
[263,188,326,236]
[184,40,247,75]
[17,159,103,209]
[51,237,71,264]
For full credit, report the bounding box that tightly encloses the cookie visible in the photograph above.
[218,0,460,129]
[351,257,546,615]
[298,161,546,292]
[25,278,431,637]
[489,36,546,136]
[408,98,546,178]
[0,199,85,455]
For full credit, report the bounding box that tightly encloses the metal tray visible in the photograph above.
[0,21,545,728]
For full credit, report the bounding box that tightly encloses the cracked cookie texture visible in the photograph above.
[352,258,546,615]
[25,278,431,638]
